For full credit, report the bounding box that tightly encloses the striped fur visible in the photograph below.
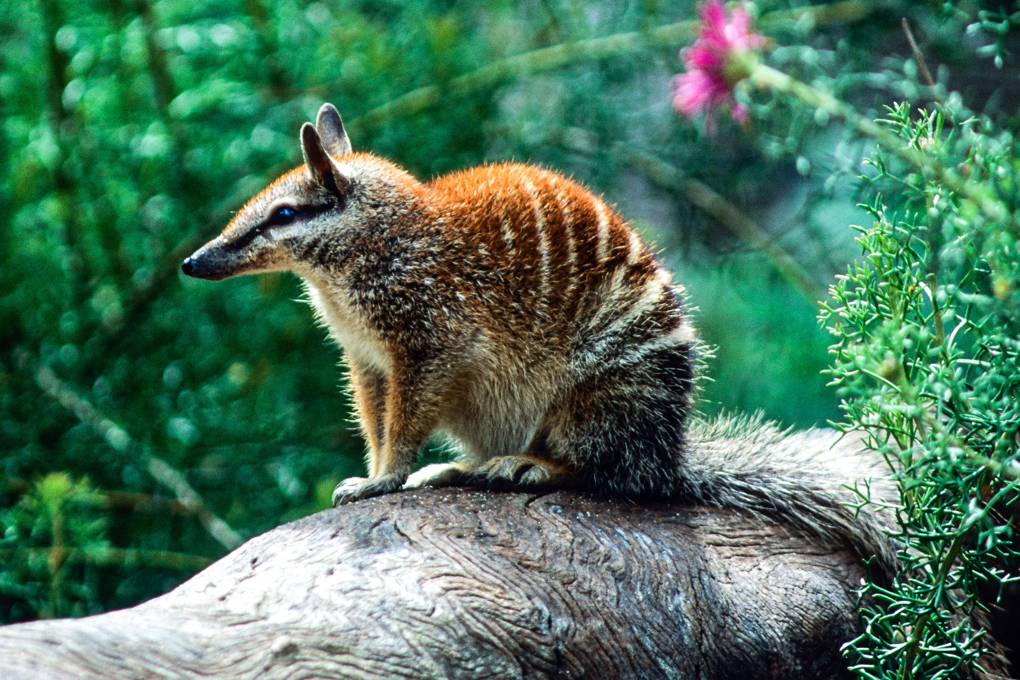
[183,104,897,572]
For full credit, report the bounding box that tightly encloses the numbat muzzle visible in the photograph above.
[181,239,239,281]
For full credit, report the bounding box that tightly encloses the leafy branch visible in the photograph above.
[17,351,243,551]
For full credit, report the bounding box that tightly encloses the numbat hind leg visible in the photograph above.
[466,455,574,490]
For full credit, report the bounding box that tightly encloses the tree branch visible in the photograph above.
[0,489,869,679]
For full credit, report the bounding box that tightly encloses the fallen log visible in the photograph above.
[0,488,869,679]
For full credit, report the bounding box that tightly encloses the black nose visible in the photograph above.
[181,257,196,276]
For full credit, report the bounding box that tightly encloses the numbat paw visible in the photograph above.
[403,463,471,490]
[467,455,569,489]
[332,473,407,506]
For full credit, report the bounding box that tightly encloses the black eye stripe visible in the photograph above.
[225,204,332,252]
[228,225,264,251]
[263,203,332,228]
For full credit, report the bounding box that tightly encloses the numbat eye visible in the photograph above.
[267,205,297,226]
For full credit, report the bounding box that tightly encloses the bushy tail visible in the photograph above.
[681,414,899,574]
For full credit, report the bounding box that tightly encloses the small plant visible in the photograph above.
[0,473,108,620]
[673,3,1020,676]
[824,102,1020,679]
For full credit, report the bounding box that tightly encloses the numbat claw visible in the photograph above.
[332,473,407,506]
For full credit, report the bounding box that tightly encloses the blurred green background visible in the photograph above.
[1,0,1010,623]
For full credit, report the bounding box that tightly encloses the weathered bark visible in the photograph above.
[0,489,867,679]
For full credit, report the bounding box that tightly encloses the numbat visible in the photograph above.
[184,104,895,568]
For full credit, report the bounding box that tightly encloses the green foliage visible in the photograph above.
[941,1,1020,69]
[824,102,1020,677]
[684,258,842,426]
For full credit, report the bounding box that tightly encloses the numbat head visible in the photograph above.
[184,103,700,506]
[181,105,410,281]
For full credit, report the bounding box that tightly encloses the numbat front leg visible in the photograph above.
[334,360,450,505]
[332,473,407,506]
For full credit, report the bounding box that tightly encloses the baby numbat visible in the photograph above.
[184,104,897,570]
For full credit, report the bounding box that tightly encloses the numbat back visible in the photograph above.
[184,104,896,570]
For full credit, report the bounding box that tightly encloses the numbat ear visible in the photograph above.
[300,123,351,196]
[315,103,352,156]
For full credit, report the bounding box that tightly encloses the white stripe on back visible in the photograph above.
[522,177,551,306]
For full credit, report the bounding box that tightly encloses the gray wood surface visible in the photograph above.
[0,488,869,679]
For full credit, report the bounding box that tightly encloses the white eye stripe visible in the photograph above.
[266,222,307,239]
[267,196,300,213]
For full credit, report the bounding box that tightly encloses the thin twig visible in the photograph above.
[38,0,88,294]
[25,357,243,550]
[244,0,289,96]
[620,146,824,304]
[901,18,936,89]
[88,0,212,359]
[136,0,175,117]
[46,495,65,618]
[3,477,203,517]
[748,63,1006,224]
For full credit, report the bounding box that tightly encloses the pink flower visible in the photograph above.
[672,0,765,126]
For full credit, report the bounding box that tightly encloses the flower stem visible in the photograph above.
[346,0,894,135]
[745,62,1007,225]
